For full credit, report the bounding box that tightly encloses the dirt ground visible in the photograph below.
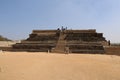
[0,52,120,80]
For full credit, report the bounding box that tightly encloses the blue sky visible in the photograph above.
[0,0,120,43]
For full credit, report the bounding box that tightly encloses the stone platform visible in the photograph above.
[12,28,109,53]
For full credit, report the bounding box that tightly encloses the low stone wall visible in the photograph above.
[104,46,120,56]
[0,47,12,51]
[32,30,57,34]
[66,29,96,33]
[0,41,18,51]
[0,41,17,47]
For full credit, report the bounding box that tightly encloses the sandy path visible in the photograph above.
[0,52,120,80]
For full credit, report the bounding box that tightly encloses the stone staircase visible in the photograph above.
[52,32,66,53]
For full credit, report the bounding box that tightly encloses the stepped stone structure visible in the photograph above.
[13,27,108,53]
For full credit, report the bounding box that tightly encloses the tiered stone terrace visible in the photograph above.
[13,28,108,53]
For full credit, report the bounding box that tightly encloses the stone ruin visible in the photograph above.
[12,27,109,53]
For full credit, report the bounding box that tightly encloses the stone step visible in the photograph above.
[70,50,105,53]
[52,32,66,53]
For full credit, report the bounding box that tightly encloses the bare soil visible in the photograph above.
[0,52,120,80]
